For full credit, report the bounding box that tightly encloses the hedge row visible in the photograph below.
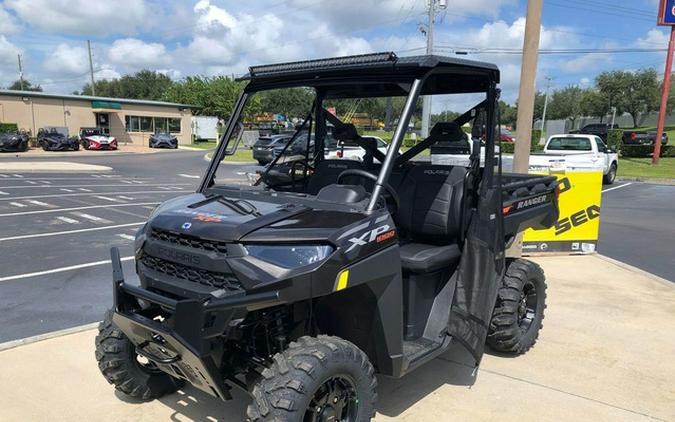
[0,123,18,134]
[620,144,675,158]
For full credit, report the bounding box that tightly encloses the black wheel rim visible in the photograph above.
[305,375,358,422]
[517,280,538,333]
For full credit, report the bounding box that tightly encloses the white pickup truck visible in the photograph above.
[432,133,619,185]
[529,134,619,185]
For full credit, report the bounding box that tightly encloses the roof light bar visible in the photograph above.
[249,52,398,77]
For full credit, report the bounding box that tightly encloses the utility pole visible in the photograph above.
[540,76,552,142]
[17,54,25,91]
[87,40,96,96]
[420,0,446,138]
[513,0,543,173]
[653,26,674,164]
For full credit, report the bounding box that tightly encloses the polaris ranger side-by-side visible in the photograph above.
[95,53,560,421]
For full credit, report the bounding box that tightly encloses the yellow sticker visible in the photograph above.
[524,171,603,242]
[336,270,350,291]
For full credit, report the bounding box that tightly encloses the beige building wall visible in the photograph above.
[0,94,193,145]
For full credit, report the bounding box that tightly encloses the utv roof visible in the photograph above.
[241,52,500,98]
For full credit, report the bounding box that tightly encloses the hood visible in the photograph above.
[85,135,114,142]
[0,133,21,143]
[152,133,175,141]
[147,193,309,242]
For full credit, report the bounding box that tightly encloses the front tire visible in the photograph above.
[95,309,184,400]
[603,163,617,185]
[487,259,547,355]
[246,336,378,422]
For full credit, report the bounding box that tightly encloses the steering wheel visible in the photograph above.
[337,169,400,212]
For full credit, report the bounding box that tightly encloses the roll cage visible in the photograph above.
[199,52,501,213]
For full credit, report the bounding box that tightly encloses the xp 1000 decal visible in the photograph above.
[523,171,603,254]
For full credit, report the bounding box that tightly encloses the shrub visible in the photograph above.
[0,123,18,134]
[500,142,514,154]
[402,137,417,148]
[607,129,623,151]
[620,144,675,158]
[531,129,542,150]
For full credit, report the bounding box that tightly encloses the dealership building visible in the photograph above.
[0,90,198,145]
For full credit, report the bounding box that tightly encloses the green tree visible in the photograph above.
[164,76,259,119]
[498,101,517,128]
[81,70,174,100]
[548,86,584,127]
[596,69,659,128]
[258,88,314,119]
[580,89,610,122]
[8,79,42,91]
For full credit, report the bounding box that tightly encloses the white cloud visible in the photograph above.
[0,6,20,34]
[108,38,169,67]
[635,29,669,48]
[5,0,147,36]
[44,43,90,76]
[0,36,22,86]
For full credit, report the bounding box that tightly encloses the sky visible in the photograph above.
[0,0,669,112]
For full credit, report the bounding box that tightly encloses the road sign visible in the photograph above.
[659,0,675,25]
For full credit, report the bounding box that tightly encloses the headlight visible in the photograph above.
[244,244,333,269]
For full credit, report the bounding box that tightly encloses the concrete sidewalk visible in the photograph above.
[0,161,111,172]
[0,255,673,421]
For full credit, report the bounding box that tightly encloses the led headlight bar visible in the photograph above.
[248,52,398,77]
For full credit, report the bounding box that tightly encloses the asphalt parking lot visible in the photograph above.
[0,150,246,343]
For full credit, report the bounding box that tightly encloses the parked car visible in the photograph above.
[570,123,619,141]
[531,134,619,185]
[79,127,118,150]
[149,131,178,149]
[499,128,515,143]
[0,130,29,152]
[621,130,669,146]
[37,127,79,151]
[252,132,311,165]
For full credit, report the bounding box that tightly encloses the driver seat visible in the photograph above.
[396,165,466,273]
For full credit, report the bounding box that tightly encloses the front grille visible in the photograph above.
[150,229,228,255]
[141,254,242,291]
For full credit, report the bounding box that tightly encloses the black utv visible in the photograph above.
[0,130,29,152]
[96,53,560,421]
[37,127,79,151]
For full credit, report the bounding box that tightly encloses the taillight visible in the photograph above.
[554,184,561,201]
[337,150,343,158]
[502,205,513,215]
[630,132,637,141]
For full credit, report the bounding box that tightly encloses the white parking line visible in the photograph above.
[56,216,80,224]
[40,181,51,184]
[11,174,23,178]
[26,181,37,185]
[0,191,8,195]
[77,188,92,192]
[0,202,159,217]
[25,200,52,207]
[602,183,633,193]
[94,195,122,202]
[0,174,8,178]
[72,212,111,223]
[9,202,26,208]
[0,256,135,282]
[117,195,134,200]
[0,189,186,202]
[178,174,200,179]
[117,233,136,241]
[0,222,145,242]
[60,188,74,193]
[0,183,191,189]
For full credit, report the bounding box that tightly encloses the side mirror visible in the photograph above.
[224,122,245,156]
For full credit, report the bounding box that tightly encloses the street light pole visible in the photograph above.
[420,0,446,138]
[540,76,552,141]
[654,26,675,165]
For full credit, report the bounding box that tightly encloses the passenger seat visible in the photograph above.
[396,165,467,273]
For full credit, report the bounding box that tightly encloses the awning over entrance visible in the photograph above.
[91,100,122,111]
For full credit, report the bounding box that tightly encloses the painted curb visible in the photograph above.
[0,322,100,352]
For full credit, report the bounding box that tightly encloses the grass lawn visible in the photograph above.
[618,157,675,179]
[199,144,256,162]
[189,141,218,150]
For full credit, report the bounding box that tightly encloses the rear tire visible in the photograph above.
[95,309,184,400]
[487,259,546,355]
[603,163,617,185]
[246,335,378,422]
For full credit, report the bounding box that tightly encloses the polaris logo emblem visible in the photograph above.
[181,222,192,230]
[424,169,450,176]
[157,246,201,265]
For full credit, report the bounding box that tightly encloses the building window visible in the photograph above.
[125,116,140,132]
[140,116,153,132]
[168,118,181,132]
[124,115,182,133]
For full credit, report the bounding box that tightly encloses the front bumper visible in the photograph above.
[109,247,281,400]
